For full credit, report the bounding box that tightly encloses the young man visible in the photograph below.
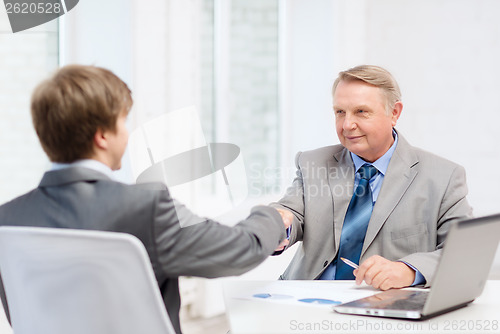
[0,65,291,333]
[273,65,473,289]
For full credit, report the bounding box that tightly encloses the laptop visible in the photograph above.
[334,213,500,320]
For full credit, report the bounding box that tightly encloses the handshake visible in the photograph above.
[276,208,293,229]
[275,208,293,252]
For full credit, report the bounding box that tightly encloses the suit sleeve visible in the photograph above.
[270,151,306,251]
[399,165,473,287]
[151,189,287,278]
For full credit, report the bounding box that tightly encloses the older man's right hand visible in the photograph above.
[276,208,293,229]
[273,208,293,253]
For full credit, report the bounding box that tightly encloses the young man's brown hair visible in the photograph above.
[31,65,133,163]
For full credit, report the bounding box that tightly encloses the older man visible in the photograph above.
[274,65,472,290]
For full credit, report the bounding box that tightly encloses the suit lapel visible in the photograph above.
[361,134,419,256]
[329,148,355,253]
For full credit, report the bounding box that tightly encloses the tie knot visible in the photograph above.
[358,164,378,180]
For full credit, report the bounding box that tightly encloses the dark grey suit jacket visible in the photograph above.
[273,132,473,285]
[0,167,286,333]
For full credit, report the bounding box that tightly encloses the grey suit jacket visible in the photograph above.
[273,132,473,286]
[0,167,286,334]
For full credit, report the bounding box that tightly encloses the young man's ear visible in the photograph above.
[93,128,108,150]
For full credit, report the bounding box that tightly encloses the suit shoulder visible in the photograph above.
[395,134,463,172]
[297,144,345,163]
[103,181,171,201]
[131,181,168,192]
[411,146,463,171]
[0,189,37,212]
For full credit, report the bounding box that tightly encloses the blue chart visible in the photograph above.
[252,293,341,305]
[253,293,293,300]
[298,298,341,305]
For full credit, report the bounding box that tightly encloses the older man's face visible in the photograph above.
[334,80,402,162]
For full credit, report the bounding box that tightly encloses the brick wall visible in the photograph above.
[0,11,58,204]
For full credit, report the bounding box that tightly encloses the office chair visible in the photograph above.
[0,226,176,334]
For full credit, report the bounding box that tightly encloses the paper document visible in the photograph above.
[228,280,379,308]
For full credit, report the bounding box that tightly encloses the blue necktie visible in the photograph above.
[335,164,379,280]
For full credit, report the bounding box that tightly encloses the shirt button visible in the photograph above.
[323,261,328,267]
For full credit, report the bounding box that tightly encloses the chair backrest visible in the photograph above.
[0,226,176,334]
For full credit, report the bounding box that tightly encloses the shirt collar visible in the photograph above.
[50,159,115,180]
[350,129,398,176]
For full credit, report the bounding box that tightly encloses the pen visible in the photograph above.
[340,257,359,269]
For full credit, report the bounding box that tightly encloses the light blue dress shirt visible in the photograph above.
[319,131,425,285]
[51,159,115,180]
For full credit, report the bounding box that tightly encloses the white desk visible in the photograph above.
[223,280,500,334]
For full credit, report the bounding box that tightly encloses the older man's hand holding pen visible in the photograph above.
[346,255,415,290]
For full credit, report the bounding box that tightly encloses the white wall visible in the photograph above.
[281,0,338,166]
[60,0,133,83]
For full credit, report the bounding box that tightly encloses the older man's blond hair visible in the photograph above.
[332,65,401,115]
